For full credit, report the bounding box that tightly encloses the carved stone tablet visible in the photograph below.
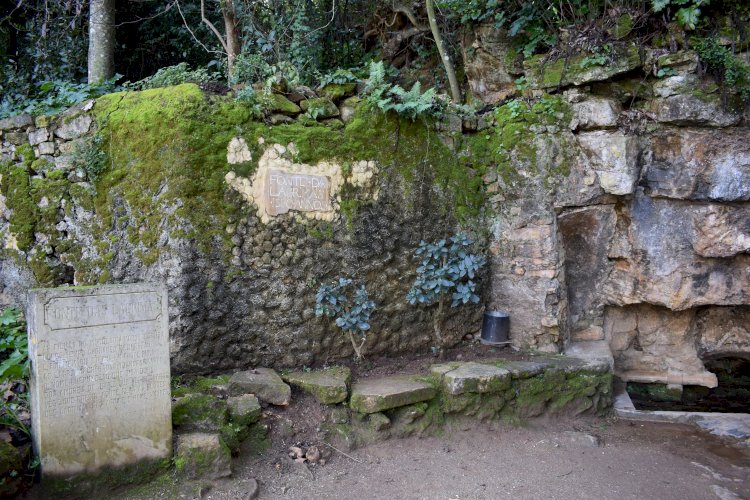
[265,168,331,216]
[27,283,171,477]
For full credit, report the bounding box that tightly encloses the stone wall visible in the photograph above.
[0,86,486,374]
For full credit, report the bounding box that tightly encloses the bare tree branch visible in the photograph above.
[175,0,225,57]
[200,0,229,54]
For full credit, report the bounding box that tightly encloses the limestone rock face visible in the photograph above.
[691,204,750,258]
[604,305,717,388]
[603,191,750,311]
[646,94,742,127]
[696,307,750,357]
[569,98,621,131]
[524,44,641,89]
[577,131,639,195]
[461,23,517,104]
[642,129,750,201]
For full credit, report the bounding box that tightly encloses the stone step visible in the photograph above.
[431,362,511,395]
[349,376,436,414]
[229,368,291,405]
[282,367,351,404]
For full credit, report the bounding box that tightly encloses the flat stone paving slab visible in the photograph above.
[350,376,436,414]
[431,362,511,395]
[229,368,291,405]
[283,367,351,404]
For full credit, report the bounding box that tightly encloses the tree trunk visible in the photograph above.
[425,0,461,102]
[222,0,241,79]
[88,0,115,84]
[433,295,446,358]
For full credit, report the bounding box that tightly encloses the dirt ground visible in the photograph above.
[201,417,750,500]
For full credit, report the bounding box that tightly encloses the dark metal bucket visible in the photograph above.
[480,311,510,345]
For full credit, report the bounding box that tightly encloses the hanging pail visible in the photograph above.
[480,311,510,345]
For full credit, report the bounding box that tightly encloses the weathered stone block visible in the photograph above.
[27,283,172,478]
[228,368,291,405]
[0,114,32,130]
[5,132,27,145]
[265,94,301,115]
[646,94,741,127]
[524,44,641,89]
[577,131,639,195]
[175,433,231,480]
[227,394,262,427]
[431,362,511,395]
[28,128,49,146]
[318,83,356,100]
[349,376,436,414]
[172,393,228,431]
[54,114,92,139]
[282,366,351,404]
[643,129,750,201]
[691,204,750,258]
[37,142,55,156]
[569,97,621,130]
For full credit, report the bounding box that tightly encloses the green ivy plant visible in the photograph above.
[652,0,709,30]
[126,63,220,90]
[315,278,376,361]
[692,37,750,102]
[407,234,485,356]
[0,307,29,382]
[0,76,121,119]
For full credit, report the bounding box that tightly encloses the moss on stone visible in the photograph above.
[265,93,302,115]
[41,457,171,498]
[318,83,357,101]
[172,393,229,431]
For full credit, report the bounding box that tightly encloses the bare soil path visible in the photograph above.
[202,417,750,500]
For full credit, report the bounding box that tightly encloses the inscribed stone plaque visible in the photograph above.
[265,168,331,216]
[27,283,171,477]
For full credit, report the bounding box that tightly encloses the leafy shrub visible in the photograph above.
[318,69,359,88]
[0,308,28,382]
[231,53,275,86]
[127,63,221,90]
[692,37,750,102]
[315,278,376,360]
[407,235,485,355]
[652,0,709,30]
[0,76,120,119]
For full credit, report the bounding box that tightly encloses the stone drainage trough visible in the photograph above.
[614,384,750,445]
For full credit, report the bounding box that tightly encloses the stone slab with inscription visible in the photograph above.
[265,168,332,216]
[27,283,171,477]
